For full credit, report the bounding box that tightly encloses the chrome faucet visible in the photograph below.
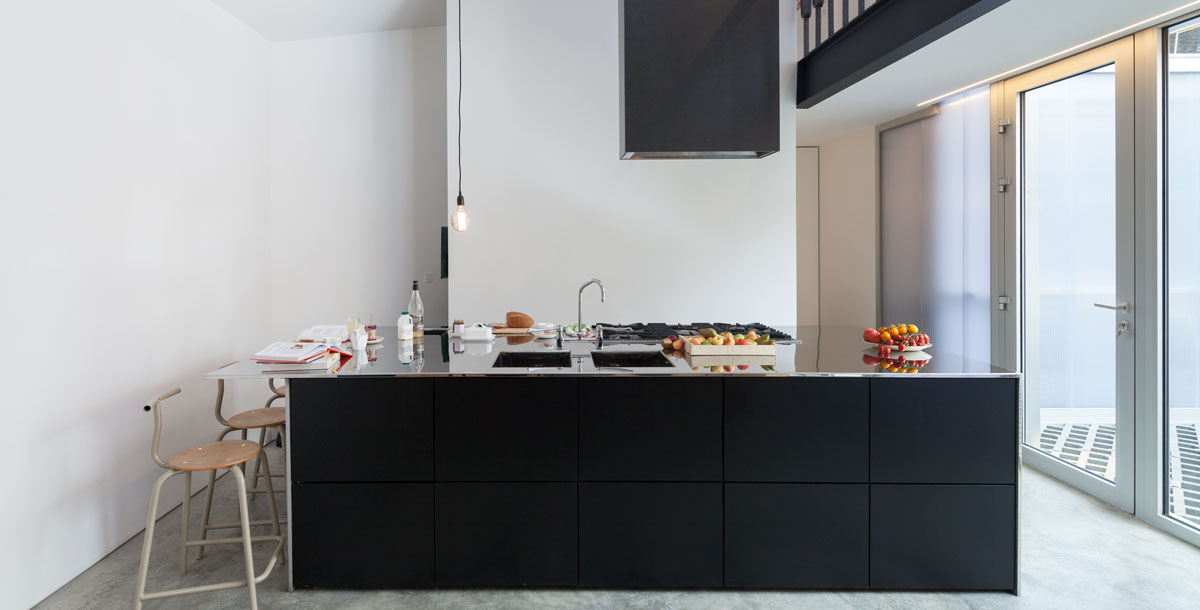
[578,279,605,336]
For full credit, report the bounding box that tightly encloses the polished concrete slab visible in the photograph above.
[34,448,1200,609]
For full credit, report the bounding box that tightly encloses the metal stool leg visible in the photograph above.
[180,471,191,574]
[249,427,266,501]
[197,427,234,560]
[135,470,178,610]
[259,448,285,565]
[230,466,259,610]
[196,470,216,560]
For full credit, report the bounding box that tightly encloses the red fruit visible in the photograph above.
[863,328,882,343]
[863,354,881,366]
[737,364,750,370]
[735,338,753,346]
[667,335,677,342]
[898,344,906,351]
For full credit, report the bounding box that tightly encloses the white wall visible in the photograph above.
[269,26,448,337]
[816,128,878,326]
[446,0,798,327]
[796,147,820,324]
[0,1,271,608]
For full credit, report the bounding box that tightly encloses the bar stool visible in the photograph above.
[197,377,287,559]
[134,388,283,610]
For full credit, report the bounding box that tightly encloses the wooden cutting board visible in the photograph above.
[488,324,533,335]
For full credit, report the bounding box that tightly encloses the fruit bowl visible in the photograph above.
[863,323,931,355]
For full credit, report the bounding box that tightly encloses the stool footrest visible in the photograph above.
[140,539,284,602]
[189,533,285,545]
[201,520,288,532]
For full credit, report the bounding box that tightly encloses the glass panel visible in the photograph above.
[879,87,991,363]
[1166,17,1200,528]
[1023,65,1118,481]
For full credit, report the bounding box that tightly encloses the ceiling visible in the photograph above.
[212,0,446,42]
[796,0,1197,145]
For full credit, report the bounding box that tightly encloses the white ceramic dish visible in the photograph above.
[863,341,931,352]
[529,323,559,339]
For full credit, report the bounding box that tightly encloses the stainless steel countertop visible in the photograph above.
[205,326,1017,379]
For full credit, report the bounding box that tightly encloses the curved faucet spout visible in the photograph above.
[578,279,605,333]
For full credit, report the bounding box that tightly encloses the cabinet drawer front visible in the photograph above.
[579,482,723,588]
[870,378,1018,484]
[870,484,1016,590]
[725,378,869,482]
[290,378,433,482]
[580,378,722,481]
[724,483,868,588]
[292,483,433,588]
[436,482,578,586]
[435,378,577,481]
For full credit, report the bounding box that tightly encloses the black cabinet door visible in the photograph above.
[435,378,578,481]
[579,378,722,481]
[870,378,1018,484]
[290,378,433,482]
[725,378,869,482]
[579,482,722,588]
[291,483,433,588]
[436,482,578,586]
[870,484,1016,590]
[724,483,868,588]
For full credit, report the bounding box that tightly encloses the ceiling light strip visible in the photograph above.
[917,0,1200,107]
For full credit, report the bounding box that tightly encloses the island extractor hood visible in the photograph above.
[620,0,779,160]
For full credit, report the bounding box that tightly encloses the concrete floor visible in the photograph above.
[34,448,1200,610]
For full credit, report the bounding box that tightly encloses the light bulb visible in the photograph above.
[452,195,470,232]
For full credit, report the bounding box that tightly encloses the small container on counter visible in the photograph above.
[398,312,414,340]
[452,319,465,335]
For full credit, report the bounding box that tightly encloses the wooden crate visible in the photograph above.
[680,337,777,357]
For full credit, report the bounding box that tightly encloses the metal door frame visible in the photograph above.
[997,37,1137,512]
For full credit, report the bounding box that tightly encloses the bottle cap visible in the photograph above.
[402,311,409,315]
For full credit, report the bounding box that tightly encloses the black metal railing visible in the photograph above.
[798,0,879,57]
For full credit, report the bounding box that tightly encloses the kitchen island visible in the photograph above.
[208,326,1020,593]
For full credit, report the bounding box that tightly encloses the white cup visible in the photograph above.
[350,329,368,350]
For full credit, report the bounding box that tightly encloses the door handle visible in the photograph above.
[1094,301,1130,312]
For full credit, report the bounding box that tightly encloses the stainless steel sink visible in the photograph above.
[590,351,674,368]
[493,351,574,368]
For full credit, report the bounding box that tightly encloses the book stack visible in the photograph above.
[252,342,353,374]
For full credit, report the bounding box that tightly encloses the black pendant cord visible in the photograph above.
[457,0,463,201]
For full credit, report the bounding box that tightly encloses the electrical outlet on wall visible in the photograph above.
[424,272,433,284]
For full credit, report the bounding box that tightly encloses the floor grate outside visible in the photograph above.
[1039,422,1200,528]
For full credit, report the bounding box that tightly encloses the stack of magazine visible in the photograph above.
[252,342,353,374]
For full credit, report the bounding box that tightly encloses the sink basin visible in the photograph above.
[590,351,674,368]
[493,351,574,368]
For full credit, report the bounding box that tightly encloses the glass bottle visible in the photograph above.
[408,280,425,337]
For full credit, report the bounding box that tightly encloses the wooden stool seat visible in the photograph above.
[168,440,260,472]
[227,407,286,430]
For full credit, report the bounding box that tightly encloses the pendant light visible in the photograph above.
[452,0,471,232]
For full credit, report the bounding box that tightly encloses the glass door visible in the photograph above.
[1002,38,1136,510]
[1166,16,1200,530]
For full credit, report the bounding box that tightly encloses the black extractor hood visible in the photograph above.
[620,0,779,160]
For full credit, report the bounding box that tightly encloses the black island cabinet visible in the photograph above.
[287,375,1018,592]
